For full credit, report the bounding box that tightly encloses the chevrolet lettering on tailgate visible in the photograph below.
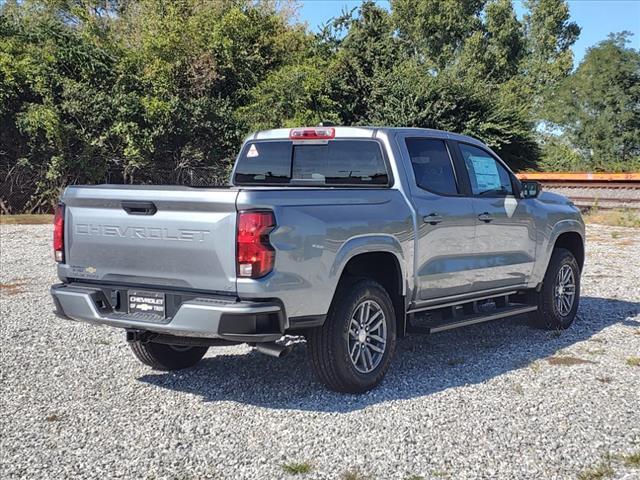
[75,224,210,242]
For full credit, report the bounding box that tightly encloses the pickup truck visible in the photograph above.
[51,126,585,393]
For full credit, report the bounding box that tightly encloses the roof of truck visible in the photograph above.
[249,126,486,147]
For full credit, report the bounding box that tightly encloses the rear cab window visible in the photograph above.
[234,139,389,187]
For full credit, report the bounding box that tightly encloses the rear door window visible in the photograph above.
[405,138,459,195]
[234,140,389,186]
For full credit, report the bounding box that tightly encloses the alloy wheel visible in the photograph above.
[554,264,576,316]
[347,300,387,373]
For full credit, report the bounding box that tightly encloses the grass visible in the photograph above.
[625,356,640,367]
[577,451,640,479]
[0,214,52,225]
[431,472,449,478]
[282,461,312,475]
[529,360,542,373]
[0,279,28,296]
[546,356,595,366]
[282,461,313,475]
[342,469,368,480]
[622,451,640,468]
[577,456,614,480]
[583,208,640,228]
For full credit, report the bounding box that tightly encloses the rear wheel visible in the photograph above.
[529,248,580,330]
[307,279,396,393]
[129,341,208,370]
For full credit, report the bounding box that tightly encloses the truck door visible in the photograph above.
[453,141,536,291]
[397,135,476,302]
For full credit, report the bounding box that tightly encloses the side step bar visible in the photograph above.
[407,303,537,335]
[428,305,536,333]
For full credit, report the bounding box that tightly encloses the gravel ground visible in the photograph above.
[1,223,639,480]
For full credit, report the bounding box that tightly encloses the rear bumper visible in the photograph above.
[50,283,284,342]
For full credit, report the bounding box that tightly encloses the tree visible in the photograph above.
[523,0,580,117]
[392,0,485,70]
[325,1,401,125]
[239,61,340,130]
[3,0,637,213]
[484,0,525,82]
[372,0,538,168]
[0,0,309,207]
[367,61,539,168]
[543,32,640,171]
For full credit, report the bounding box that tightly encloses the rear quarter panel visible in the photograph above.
[235,188,414,321]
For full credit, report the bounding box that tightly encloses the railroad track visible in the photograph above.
[516,173,640,210]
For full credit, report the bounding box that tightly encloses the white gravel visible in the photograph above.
[1,223,639,480]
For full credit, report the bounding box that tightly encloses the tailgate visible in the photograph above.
[59,185,239,293]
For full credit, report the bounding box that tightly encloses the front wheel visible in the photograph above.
[307,279,396,393]
[529,248,580,330]
[129,341,208,370]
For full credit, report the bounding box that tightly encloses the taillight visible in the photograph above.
[289,127,335,140]
[53,203,65,263]
[236,211,276,278]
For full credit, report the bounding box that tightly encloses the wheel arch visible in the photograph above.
[330,237,407,336]
[553,231,585,271]
[531,220,585,285]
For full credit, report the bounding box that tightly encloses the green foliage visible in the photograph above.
[392,0,485,70]
[1,0,302,210]
[544,33,640,171]
[523,0,580,116]
[239,61,340,130]
[0,0,637,213]
[484,0,525,82]
[281,460,313,475]
[325,1,401,125]
[538,135,585,171]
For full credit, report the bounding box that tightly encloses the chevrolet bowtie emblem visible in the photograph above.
[85,266,97,274]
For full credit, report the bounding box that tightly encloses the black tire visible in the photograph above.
[529,248,580,330]
[129,341,208,370]
[307,279,396,393]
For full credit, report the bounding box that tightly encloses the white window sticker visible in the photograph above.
[470,155,501,192]
[247,144,259,158]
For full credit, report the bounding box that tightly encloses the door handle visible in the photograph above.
[477,212,493,223]
[423,213,443,225]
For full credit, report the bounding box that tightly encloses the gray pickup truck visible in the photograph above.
[51,126,585,393]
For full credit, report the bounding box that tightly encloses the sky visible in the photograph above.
[297,0,640,64]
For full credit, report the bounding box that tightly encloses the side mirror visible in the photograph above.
[520,180,541,199]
